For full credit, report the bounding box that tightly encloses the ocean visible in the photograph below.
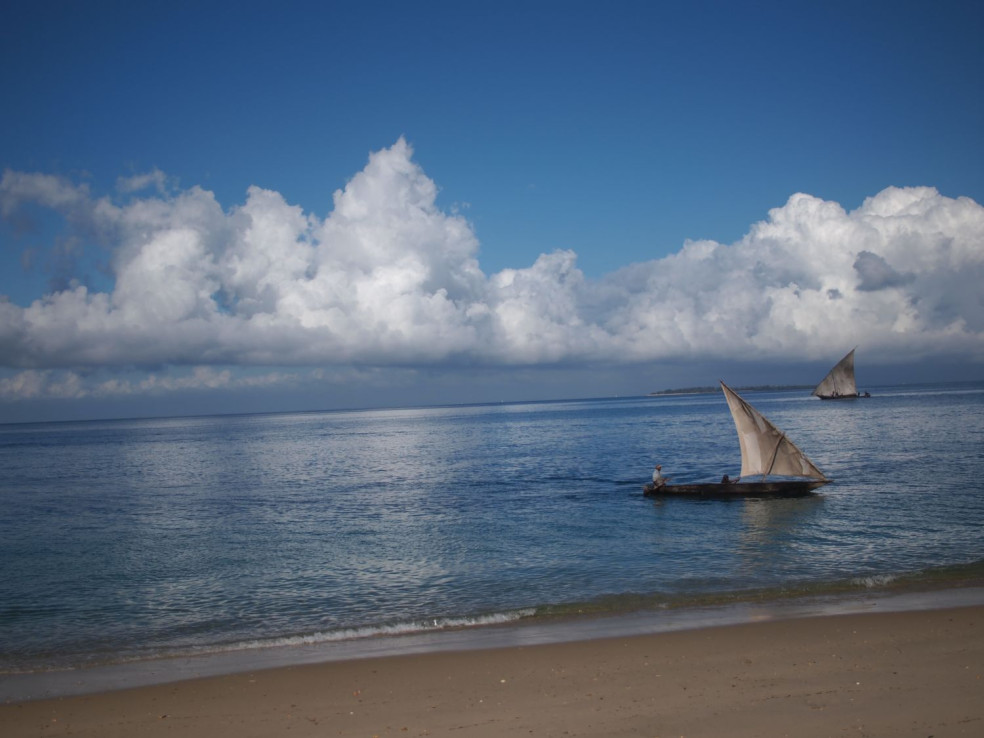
[2,383,984,700]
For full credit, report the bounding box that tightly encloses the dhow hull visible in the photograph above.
[643,479,829,499]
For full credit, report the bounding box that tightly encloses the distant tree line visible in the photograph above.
[648,384,814,396]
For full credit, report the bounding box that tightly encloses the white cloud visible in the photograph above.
[0,170,92,219]
[116,168,170,195]
[1,140,983,403]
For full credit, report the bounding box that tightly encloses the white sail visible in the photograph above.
[812,348,857,397]
[721,382,827,480]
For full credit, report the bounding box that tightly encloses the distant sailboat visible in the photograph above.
[813,348,869,399]
[644,382,830,498]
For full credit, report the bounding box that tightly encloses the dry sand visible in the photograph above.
[3,605,982,737]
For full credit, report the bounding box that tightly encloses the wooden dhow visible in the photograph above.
[813,348,869,399]
[644,382,831,499]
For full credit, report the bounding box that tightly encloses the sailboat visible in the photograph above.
[643,382,831,498]
[812,348,869,399]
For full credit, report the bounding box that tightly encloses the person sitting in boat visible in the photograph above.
[721,474,739,484]
[652,464,665,488]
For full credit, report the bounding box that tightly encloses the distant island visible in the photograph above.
[648,384,814,396]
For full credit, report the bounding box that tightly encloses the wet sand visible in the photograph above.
[3,604,982,737]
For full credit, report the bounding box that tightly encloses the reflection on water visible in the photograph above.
[737,495,826,565]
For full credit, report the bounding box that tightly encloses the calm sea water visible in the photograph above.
[2,384,984,684]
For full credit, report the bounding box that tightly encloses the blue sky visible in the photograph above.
[1,1,983,421]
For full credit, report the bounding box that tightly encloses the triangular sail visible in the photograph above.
[812,348,857,397]
[721,382,827,480]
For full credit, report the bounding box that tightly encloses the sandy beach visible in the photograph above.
[3,604,982,738]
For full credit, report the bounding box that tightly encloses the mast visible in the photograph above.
[721,382,827,481]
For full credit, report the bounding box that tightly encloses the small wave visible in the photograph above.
[196,609,540,658]
[0,609,541,676]
[852,574,899,588]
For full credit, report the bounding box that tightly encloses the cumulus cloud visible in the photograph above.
[2,138,983,402]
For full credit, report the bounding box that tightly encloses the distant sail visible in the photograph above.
[721,382,827,480]
[812,348,857,398]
